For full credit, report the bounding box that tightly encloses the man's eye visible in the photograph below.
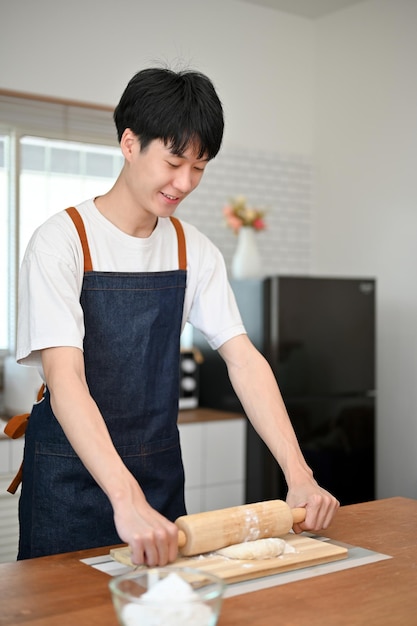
[167,162,180,168]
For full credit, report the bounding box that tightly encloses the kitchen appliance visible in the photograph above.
[179,349,200,410]
[193,275,376,506]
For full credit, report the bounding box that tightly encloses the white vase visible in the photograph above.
[231,227,262,280]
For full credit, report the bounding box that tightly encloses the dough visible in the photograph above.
[216,537,290,560]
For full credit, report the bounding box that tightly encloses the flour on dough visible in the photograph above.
[216,537,295,560]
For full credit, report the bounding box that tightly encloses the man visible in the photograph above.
[16,67,339,564]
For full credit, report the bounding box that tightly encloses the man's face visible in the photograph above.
[123,134,209,220]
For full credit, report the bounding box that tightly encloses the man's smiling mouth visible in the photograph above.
[161,192,179,201]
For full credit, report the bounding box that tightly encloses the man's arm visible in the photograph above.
[41,346,179,565]
[218,334,339,532]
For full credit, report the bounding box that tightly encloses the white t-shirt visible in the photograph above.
[17,198,246,376]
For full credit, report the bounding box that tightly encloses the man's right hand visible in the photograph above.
[112,479,179,566]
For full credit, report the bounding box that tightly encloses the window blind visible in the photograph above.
[0,90,117,147]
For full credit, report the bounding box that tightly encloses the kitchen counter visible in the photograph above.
[0,497,415,625]
[178,407,244,424]
[0,408,244,436]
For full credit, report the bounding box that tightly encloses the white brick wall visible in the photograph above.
[176,147,313,276]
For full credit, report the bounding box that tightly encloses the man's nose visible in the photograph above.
[173,167,194,193]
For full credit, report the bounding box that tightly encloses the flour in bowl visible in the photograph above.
[121,572,213,626]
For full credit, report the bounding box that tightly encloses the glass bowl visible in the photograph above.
[109,566,226,626]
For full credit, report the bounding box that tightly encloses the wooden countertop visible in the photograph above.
[0,497,415,625]
[0,408,244,439]
[178,407,244,424]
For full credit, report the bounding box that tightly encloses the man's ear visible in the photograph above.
[120,128,139,160]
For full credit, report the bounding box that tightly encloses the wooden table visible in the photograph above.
[0,497,415,625]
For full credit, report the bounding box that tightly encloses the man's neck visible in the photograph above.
[94,184,158,238]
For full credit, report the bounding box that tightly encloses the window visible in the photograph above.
[0,92,119,354]
[19,136,123,263]
[0,134,9,350]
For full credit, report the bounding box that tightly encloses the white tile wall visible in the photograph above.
[176,147,313,276]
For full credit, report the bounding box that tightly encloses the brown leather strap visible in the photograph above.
[170,216,187,270]
[66,206,93,272]
[7,462,23,494]
[66,209,186,272]
[4,413,30,439]
[3,383,45,494]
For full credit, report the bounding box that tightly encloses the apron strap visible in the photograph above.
[3,383,45,494]
[66,207,187,271]
[169,216,187,271]
[66,207,93,272]
[4,412,30,439]
[7,462,23,495]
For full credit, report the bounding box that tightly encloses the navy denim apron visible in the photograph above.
[18,207,187,559]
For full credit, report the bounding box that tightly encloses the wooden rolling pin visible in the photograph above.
[176,499,305,556]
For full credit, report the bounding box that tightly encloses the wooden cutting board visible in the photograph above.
[110,534,348,584]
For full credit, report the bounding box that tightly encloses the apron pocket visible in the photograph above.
[21,440,116,558]
[117,434,186,521]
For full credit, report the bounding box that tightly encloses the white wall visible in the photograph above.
[2,0,416,500]
[0,0,314,155]
[314,0,417,499]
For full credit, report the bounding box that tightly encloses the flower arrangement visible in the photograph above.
[223,196,266,234]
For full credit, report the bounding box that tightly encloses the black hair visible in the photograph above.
[113,67,224,160]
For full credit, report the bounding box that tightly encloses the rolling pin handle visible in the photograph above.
[177,529,187,548]
[292,507,306,525]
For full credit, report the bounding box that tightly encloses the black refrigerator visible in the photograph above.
[193,275,376,506]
